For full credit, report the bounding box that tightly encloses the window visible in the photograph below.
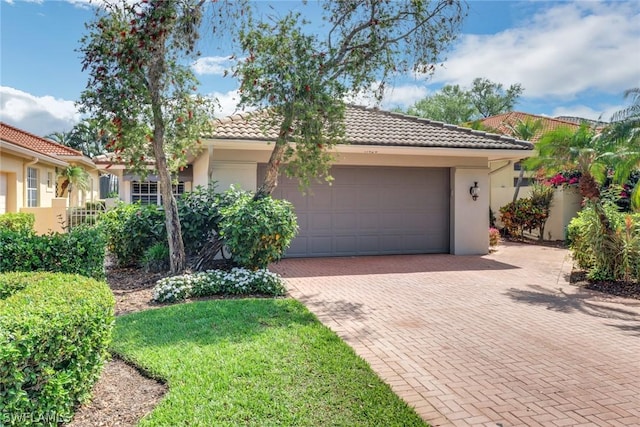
[513,177,532,187]
[514,162,522,171]
[27,167,38,207]
[131,181,186,205]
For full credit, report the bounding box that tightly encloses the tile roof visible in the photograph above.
[477,112,580,142]
[0,121,83,157]
[210,105,534,150]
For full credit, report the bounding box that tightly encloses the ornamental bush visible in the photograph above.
[567,203,640,282]
[219,190,298,269]
[98,202,166,266]
[500,183,554,240]
[0,212,35,233]
[0,272,115,426]
[153,267,286,303]
[0,225,106,280]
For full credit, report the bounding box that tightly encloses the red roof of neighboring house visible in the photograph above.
[477,112,580,142]
[0,121,83,157]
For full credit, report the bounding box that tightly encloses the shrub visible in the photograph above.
[489,227,500,247]
[98,202,166,267]
[500,184,554,240]
[219,191,298,269]
[152,267,287,303]
[0,272,115,426]
[0,225,106,280]
[0,212,35,234]
[176,183,233,255]
[142,243,170,273]
[567,203,640,282]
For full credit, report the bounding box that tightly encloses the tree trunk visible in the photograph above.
[512,163,525,203]
[148,11,186,274]
[254,110,294,200]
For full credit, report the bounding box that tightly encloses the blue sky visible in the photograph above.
[1,0,639,137]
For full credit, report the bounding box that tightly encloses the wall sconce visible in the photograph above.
[469,182,479,201]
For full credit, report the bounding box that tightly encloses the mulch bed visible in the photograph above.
[570,270,640,300]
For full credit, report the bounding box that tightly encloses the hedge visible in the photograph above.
[0,226,106,280]
[0,212,35,234]
[0,272,115,426]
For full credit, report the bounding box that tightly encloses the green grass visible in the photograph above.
[112,298,426,426]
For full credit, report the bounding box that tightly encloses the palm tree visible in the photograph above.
[509,118,543,202]
[58,166,89,199]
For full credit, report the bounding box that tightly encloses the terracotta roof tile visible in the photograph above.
[477,112,581,142]
[211,105,533,150]
[0,122,83,157]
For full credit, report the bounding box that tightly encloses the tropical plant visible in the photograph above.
[508,118,543,201]
[57,165,89,198]
[78,0,226,274]
[235,0,467,198]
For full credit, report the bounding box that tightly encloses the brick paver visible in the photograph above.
[271,242,640,426]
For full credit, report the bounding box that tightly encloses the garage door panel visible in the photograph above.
[260,165,450,257]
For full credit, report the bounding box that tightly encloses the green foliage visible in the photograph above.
[500,183,554,240]
[142,243,170,273]
[0,212,35,234]
[567,204,640,282]
[406,84,476,124]
[176,183,234,255]
[0,272,114,426]
[0,226,106,280]
[98,202,166,267]
[152,267,286,303]
[219,190,298,269]
[469,77,524,118]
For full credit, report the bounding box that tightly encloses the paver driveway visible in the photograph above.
[271,242,640,427]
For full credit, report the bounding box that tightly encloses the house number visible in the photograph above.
[364,150,379,154]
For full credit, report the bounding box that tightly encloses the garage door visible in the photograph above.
[260,165,450,257]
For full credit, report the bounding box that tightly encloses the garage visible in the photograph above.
[261,165,450,257]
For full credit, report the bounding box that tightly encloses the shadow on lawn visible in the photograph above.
[271,253,519,278]
[114,298,316,348]
[505,284,640,334]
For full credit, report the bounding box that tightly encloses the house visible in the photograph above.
[477,112,586,240]
[100,105,533,256]
[0,122,103,233]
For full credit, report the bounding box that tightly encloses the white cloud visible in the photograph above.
[552,103,624,122]
[2,0,43,4]
[208,89,248,118]
[0,87,81,136]
[345,82,430,110]
[427,1,640,100]
[192,56,234,76]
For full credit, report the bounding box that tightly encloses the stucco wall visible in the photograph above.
[20,198,67,235]
[451,168,490,255]
[0,152,60,210]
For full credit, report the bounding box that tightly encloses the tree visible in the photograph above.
[58,165,89,199]
[469,77,523,118]
[47,119,111,158]
[406,84,475,124]
[235,0,467,198]
[508,118,543,202]
[79,0,217,274]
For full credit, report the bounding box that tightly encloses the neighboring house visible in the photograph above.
[477,112,587,240]
[0,122,103,232]
[99,105,533,256]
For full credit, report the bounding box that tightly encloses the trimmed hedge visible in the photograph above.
[0,226,106,280]
[0,213,35,234]
[0,272,115,426]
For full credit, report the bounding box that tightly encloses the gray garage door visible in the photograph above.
[260,165,450,257]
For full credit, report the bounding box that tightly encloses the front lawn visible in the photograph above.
[112,298,426,426]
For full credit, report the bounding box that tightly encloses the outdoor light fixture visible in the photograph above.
[470,182,479,201]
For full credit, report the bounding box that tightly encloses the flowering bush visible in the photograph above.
[153,267,287,303]
[546,171,580,188]
[489,227,500,247]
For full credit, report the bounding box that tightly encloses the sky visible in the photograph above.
[1,0,639,138]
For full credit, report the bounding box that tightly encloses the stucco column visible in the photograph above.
[450,167,490,255]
